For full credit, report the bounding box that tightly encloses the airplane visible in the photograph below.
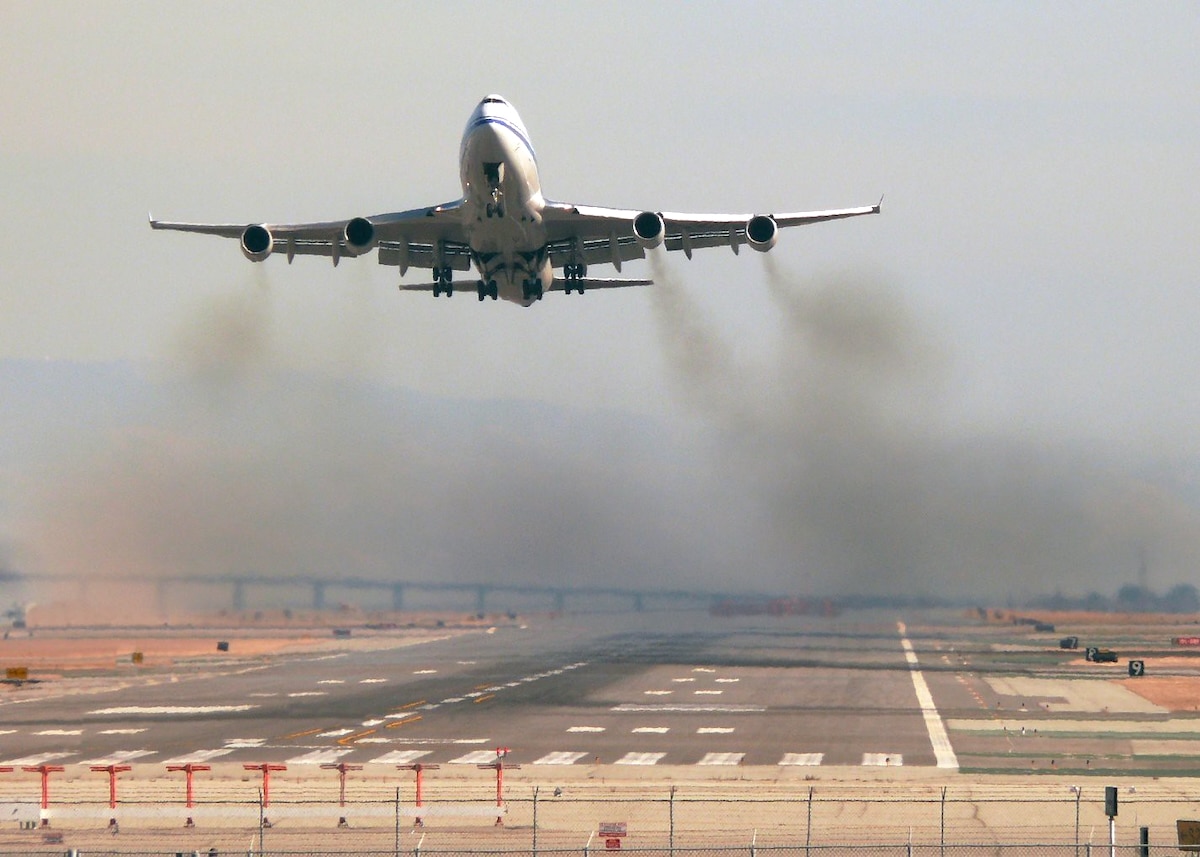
[151,95,880,307]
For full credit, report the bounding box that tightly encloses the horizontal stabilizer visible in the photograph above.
[550,276,653,291]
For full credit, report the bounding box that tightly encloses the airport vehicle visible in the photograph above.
[150,95,881,307]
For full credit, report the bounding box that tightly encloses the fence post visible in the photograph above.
[1080,782,1089,854]
[395,786,401,857]
[750,827,757,857]
[806,786,814,852]
[257,787,265,856]
[940,785,947,856]
[533,785,539,857]
[670,785,676,857]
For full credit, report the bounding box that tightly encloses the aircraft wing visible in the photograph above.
[540,199,881,269]
[150,200,473,271]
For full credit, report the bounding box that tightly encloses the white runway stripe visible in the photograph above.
[779,753,824,766]
[161,749,233,764]
[370,750,432,765]
[567,726,605,733]
[286,749,353,765]
[698,752,744,765]
[615,752,665,765]
[533,751,588,765]
[449,750,504,764]
[898,621,959,770]
[1,753,75,766]
[862,753,903,766]
[697,727,734,734]
[80,750,156,765]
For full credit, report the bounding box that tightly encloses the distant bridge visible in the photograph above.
[5,571,741,615]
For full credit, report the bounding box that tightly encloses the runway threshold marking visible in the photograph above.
[450,750,505,764]
[162,749,233,764]
[698,752,744,765]
[862,753,903,766]
[370,750,432,764]
[779,753,824,766]
[897,621,959,770]
[533,751,588,765]
[615,752,666,765]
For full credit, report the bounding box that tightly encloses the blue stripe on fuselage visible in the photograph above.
[461,115,538,164]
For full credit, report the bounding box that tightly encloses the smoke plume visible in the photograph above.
[647,251,1200,601]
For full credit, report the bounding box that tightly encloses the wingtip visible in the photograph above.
[874,194,884,213]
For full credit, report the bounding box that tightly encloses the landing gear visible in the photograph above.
[432,267,453,297]
[484,162,505,218]
[522,278,543,302]
[476,279,498,301]
[563,263,586,295]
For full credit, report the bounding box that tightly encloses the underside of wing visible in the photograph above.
[540,198,881,265]
[150,200,470,270]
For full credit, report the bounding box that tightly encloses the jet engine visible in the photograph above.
[633,211,665,249]
[240,224,274,262]
[746,215,778,252]
[343,217,376,254]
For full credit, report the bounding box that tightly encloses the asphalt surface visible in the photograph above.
[0,610,941,770]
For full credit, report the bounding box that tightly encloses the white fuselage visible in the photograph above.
[458,96,554,305]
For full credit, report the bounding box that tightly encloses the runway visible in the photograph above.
[0,610,947,770]
[1,607,1197,776]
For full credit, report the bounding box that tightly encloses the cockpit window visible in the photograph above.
[483,97,506,104]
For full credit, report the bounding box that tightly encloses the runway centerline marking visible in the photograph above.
[89,705,256,716]
[697,727,734,734]
[632,726,670,734]
[898,620,959,770]
[567,726,605,733]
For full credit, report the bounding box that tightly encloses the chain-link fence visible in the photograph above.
[0,782,1195,856]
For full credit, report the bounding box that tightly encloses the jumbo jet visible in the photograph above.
[151,95,880,307]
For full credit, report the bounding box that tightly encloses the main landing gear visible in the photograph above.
[476,279,499,301]
[522,278,544,301]
[562,263,587,295]
[432,267,454,297]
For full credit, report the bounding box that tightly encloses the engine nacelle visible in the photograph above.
[240,224,274,262]
[633,211,665,249]
[343,217,376,254]
[746,215,778,252]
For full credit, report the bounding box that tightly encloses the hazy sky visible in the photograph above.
[2,3,1199,603]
